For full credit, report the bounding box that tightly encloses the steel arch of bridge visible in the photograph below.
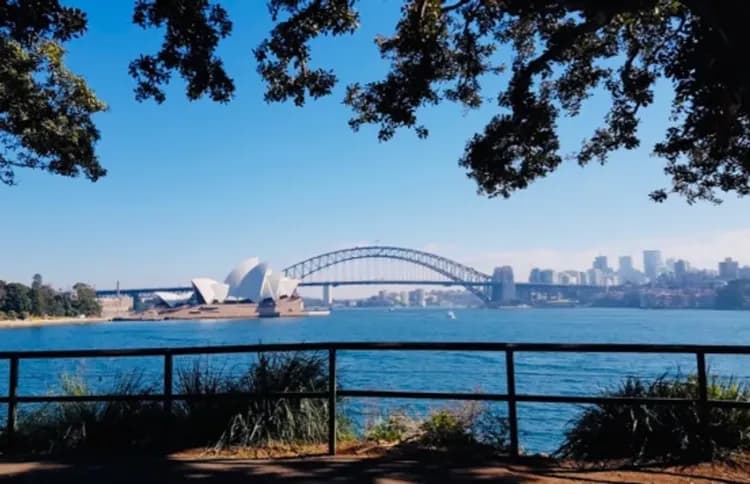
[282,246,492,302]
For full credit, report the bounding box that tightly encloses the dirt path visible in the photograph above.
[2,450,749,483]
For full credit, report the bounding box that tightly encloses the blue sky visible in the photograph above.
[1,0,748,290]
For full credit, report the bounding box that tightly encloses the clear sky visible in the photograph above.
[1,0,748,291]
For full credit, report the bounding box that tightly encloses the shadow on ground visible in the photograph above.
[1,447,748,483]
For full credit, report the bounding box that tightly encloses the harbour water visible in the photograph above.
[1,307,749,453]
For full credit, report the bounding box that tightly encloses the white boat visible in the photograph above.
[447,311,456,319]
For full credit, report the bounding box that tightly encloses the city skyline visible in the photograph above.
[0,1,749,291]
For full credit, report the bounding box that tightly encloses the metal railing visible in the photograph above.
[3,341,750,456]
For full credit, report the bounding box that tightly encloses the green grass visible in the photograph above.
[557,373,750,463]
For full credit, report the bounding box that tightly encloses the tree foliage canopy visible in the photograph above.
[2,0,749,203]
[0,275,100,320]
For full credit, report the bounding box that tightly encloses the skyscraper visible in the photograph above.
[643,250,663,282]
[593,256,609,272]
[618,255,639,284]
[674,259,689,286]
[618,256,634,273]
[529,268,542,283]
[491,266,516,304]
[539,269,555,284]
[718,258,740,280]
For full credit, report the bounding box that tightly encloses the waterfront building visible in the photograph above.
[740,266,750,280]
[413,288,426,307]
[719,257,740,281]
[191,257,299,304]
[322,285,333,306]
[643,250,663,282]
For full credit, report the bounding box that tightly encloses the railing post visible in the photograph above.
[163,352,173,415]
[328,347,337,456]
[696,351,711,458]
[505,350,519,458]
[7,357,19,452]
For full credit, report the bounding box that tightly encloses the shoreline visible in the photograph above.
[0,317,111,329]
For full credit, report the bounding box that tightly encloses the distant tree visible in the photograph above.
[0,280,6,309]
[72,282,101,317]
[3,1,750,203]
[50,292,75,317]
[2,282,32,314]
[30,273,51,316]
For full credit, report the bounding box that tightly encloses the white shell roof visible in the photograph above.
[190,257,299,304]
[191,278,229,304]
[224,257,260,289]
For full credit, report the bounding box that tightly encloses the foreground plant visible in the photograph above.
[558,374,750,463]
[2,351,339,454]
[365,402,509,453]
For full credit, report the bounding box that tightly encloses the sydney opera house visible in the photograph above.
[153,258,305,319]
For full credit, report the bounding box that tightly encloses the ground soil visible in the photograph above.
[2,444,749,483]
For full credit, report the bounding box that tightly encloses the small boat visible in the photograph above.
[447,311,456,319]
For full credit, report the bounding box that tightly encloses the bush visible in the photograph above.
[557,374,750,463]
[213,351,331,449]
[365,411,417,443]
[3,351,337,454]
[11,372,163,453]
[419,410,475,448]
[364,402,509,451]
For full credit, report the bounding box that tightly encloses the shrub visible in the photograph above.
[365,411,418,443]
[4,351,337,455]
[419,410,475,448]
[216,351,330,448]
[413,402,508,451]
[557,374,750,463]
[12,372,163,453]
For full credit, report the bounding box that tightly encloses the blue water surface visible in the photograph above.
[1,307,749,453]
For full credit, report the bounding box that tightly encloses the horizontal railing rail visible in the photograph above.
[2,341,750,457]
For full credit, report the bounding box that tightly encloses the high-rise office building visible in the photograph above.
[719,258,740,280]
[618,256,634,273]
[593,256,609,272]
[673,259,689,286]
[491,266,516,304]
[587,268,604,286]
[643,250,663,281]
[674,259,689,278]
[539,269,555,285]
[529,268,542,283]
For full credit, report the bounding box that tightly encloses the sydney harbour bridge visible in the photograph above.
[97,245,612,305]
